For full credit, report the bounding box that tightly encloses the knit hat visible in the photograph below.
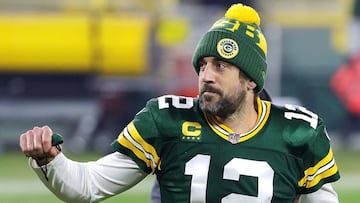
[192,3,268,92]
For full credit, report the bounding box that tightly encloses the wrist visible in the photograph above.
[34,156,53,166]
[33,145,62,166]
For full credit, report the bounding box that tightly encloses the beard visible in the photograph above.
[199,83,246,119]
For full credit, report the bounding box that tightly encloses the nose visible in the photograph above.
[200,65,216,83]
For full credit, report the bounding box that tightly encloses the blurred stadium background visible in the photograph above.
[0,0,359,202]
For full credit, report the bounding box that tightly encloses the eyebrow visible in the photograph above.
[199,57,228,64]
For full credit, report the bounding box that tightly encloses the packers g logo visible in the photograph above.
[217,38,239,59]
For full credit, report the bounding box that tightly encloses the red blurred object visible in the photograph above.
[330,53,360,115]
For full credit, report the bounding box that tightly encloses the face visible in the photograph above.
[198,57,252,119]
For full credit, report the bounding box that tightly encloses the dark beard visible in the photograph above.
[199,84,246,119]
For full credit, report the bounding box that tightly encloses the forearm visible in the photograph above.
[30,152,147,203]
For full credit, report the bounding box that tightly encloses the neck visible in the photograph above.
[215,96,258,134]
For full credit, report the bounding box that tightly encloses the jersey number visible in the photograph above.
[284,104,318,129]
[158,95,194,109]
[185,154,274,203]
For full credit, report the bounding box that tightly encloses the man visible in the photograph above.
[20,3,340,203]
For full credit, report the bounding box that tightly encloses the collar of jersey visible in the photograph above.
[204,97,271,143]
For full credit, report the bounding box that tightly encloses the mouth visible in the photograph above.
[200,85,222,97]
[202,91,218,97]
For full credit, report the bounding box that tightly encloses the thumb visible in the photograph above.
[48,146,61,157]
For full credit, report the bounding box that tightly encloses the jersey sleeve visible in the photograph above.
[297,119,340,194]
[111,98,161,174]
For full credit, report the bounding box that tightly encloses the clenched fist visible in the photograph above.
[19,126,61,165]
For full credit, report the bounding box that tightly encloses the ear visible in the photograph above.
[248,81,257,90]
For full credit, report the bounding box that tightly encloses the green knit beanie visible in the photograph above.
[192,4,268,92]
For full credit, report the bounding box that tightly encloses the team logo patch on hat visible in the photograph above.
[217,38,239,59]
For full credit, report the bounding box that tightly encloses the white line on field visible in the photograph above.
[0,173,358,195]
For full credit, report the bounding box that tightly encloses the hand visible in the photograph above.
[19,126,61,165]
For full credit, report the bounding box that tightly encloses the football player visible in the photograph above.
[20,3,340,203]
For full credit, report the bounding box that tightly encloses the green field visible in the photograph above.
[0,150,358,202]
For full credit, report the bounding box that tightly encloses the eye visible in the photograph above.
[216,61,227,71]
[198,61,206,72]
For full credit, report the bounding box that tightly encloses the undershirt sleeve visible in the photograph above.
[30,152,147,203]
[298,183,339,203]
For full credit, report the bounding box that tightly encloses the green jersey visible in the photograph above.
[112,95,340,203]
